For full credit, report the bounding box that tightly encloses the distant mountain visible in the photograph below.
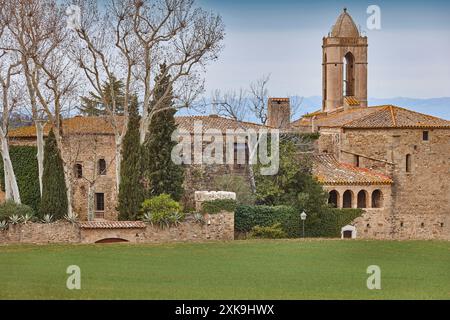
[297,96,450,120]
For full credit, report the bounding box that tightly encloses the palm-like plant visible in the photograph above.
[64,211,79,224]
[9,214,22,225]
[41,214,53,224]
[0,220,8,230]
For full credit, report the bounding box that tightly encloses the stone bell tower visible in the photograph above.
[322,9,368,112]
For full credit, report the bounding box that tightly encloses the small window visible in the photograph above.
[354,155,360,167]
[420,222,425,228]
[98,159,106,175]
[406,154,412,173]
[95,193,105,211]
[422,131,429,141]
[400,222,404,227]
[74,163,83,178]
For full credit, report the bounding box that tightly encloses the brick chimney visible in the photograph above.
[267,98,291,128]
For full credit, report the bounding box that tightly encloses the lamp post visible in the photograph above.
[300,211,307,238]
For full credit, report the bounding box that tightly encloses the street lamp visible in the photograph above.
[300,211,307,238]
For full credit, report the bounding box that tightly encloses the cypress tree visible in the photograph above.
[117,95,143,220]
[142,63,184,201]
[39,129,68,219]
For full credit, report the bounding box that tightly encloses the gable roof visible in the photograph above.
[313,154,393,186]
[309,105,450,129]
[9,115,267,138]
[342,105,450,129]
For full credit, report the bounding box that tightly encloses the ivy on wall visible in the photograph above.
[0,146,40,213]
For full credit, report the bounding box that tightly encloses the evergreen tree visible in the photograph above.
[117,95,144,220]
[39,129,68,219]
[78,76,125,116]
[141,63,184,201]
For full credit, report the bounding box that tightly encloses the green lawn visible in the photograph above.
[0,240,449,300]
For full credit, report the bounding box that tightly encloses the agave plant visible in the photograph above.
[41,214,53,224]
[21,213,34,224]
[193,212,206,225]
[9,214,22,225]
[0,220,8,230]
[170,212,185,226]
[64,211,79,224]
[141,212,153,224]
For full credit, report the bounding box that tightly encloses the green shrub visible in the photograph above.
[0,200,34,221]
[249,223,287,239]
[140,194,184,228]
[235,205,300,238]
[201,199,237,214]
[236,205,363,238]
[0,146,40,213]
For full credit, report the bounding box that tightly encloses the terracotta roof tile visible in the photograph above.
[343,105,450,129]
[79,221,146,229]
[9,115,268,138]
[312,154,393,185]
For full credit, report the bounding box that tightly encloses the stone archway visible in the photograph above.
[341,225,357,239]
[357,190,368,208]
[343,190,353,208]
[372,190,383,208]
[328,190,339,208]
[95,238,129,244]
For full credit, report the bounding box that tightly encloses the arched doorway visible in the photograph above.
[328,190,339,208]
[343,190,353,208]
[372,190,383,208]
[357,190,368,208]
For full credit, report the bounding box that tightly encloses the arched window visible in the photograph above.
[328,190,339,208]
[98,159,106,175]
[357,190,367,208]
[343,52,355,96]
[74,163,83,178]
[343,190,353,208]
[372,190,383,208]
[406,154,412,172]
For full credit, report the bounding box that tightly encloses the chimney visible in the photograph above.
[267,98,291,129]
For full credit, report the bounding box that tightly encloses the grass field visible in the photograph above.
[0,240,449,300]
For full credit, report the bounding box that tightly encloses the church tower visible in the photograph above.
[322,9,368,112]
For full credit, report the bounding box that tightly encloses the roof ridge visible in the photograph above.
[338,106,385,127]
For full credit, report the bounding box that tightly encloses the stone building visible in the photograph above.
[9,115,264,220]
[288,9,450,240]
[6,9,450,240]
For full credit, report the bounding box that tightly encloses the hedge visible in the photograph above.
[0,146,40,213]
[235,205,300,238]
[235,205,363,238]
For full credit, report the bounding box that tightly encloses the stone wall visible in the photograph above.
[0,221,80,244]
[0,212,234,244]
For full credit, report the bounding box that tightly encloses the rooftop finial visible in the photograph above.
[344,7,347,13]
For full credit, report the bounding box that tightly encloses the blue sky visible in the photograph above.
[198,0,450,98]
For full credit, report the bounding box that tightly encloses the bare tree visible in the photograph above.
[0,22,22,203]
[2,0,80,214]
[249,74,271,124]
[70,0,224,191]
